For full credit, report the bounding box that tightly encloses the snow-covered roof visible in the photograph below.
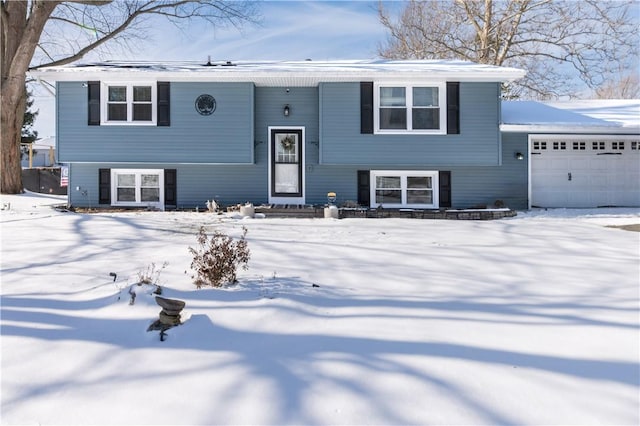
[20,136,56,150]
[29,59,525,86]
[501,100,640,134]
[33,136,55,149]
[546,99,640,128]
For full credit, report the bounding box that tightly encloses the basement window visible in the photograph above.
[111,169,164,208]
[370,170,439,208]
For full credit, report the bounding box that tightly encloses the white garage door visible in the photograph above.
[531,138,640,208]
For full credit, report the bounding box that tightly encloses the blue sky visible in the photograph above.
[32,0,389,137]
[144,0,388,61]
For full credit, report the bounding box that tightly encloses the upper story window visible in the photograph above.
[102,83,156,125]
[374,83,446,134]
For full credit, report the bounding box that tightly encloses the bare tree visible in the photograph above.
[1,0,259,194]
[377,0,639,100]
[595,71,640,99]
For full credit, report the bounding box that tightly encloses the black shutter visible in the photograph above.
[88,81,100,126]
[439,171,452,208]
[446,82,460,134]
[360,82,374,134]
[98,168,111,204]
[164,169,177,208]
[157,82,170,126]
[357,170,370,207]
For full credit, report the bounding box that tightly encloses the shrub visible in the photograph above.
[136,261,168,284]
[189,226,250,288]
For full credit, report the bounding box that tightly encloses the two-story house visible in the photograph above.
[30,59,528,211]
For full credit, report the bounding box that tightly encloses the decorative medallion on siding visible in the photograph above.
[195,94,216,116]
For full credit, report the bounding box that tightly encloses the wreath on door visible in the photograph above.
[280,135,296,150]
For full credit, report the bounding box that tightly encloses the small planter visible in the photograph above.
[239,203,255,218]
[324,205,339,219]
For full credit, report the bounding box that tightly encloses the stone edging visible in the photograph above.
[255,206,517,220]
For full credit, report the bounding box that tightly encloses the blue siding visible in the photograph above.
[306,131,528,209]
[57,81,254,163]
[64,81,528,211]
[253,87,320,165]
[69,134,528,209]
[319,82,501,166]
[69,163,267,208]
[448,132,528,209]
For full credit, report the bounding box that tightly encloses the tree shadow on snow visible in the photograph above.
[2,274,639,424]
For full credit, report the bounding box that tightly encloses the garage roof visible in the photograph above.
[501,100,640,133]
[546,100,640,129]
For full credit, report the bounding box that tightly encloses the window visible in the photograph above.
[370,171,439,208]
[375,176,402,204]
[374,83,446,134]
[533,141,547,150]
[612,141,625,150]
[111,169,163,208]
[553,141,566,150]
[102,83,156,124]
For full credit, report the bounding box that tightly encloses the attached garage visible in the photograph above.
[530,136,640,208]
[501,99,640,209]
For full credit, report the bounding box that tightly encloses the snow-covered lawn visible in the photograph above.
[2,192,639,425]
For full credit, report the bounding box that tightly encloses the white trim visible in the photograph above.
[529,134,640,142]
[110,168,164,210]
[527,135,533,210]
[500,124,635,134]
[268,126,306,205]
[373,82,447,135]
[370,170,439,208]
[100,81,157,125]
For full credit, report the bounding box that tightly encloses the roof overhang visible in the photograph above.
[28,59,526,86]
[500,124,639,134]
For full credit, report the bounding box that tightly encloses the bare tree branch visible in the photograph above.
[377,0,639,99]
[1,0,260,193]
[30,0,259,69]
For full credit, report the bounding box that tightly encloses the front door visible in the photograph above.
[269,127,305,204]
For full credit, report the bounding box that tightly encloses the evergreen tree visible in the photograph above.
[20,88,38,161]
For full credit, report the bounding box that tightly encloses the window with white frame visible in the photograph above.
[111,169,164,208]
[102,83,156,124]
[370,170,439,208]
[374,83,446,134]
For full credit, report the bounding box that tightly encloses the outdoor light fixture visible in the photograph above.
[283,105,290,117]
[515,152,524,160]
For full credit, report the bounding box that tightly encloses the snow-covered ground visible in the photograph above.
[1,192,639,425]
